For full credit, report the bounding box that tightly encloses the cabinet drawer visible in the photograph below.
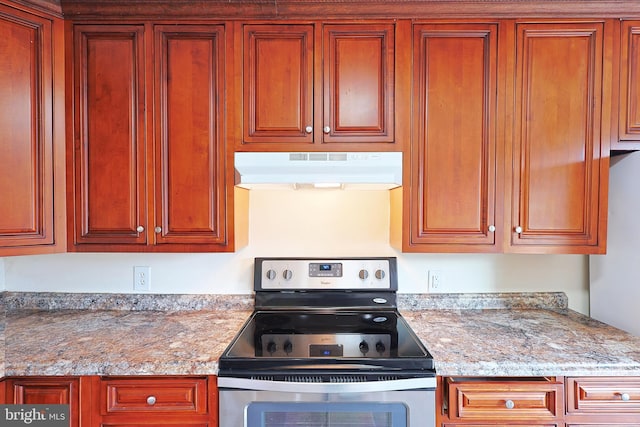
[102,377,207,414]
[445,425,560,427]
[446,378,562,420]
[567,377,640,413]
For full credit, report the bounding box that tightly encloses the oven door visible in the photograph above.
[218,377,436,427]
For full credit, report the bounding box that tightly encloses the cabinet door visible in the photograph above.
[322,24,395,144]
[618,21,640,144]
[408,23,499,251]
[71,25,147,246]
[0,6,57,251]
[5,377,79,427]
[153,25,227,245]
[243,24,314,145]
[509,21,610,253]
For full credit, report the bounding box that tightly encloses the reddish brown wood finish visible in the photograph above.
[240,21,396,150]
[406,22,500,252]
[447,380,562,421]
[68,23,243,252]
[508,20,611,254]
[565,377,640,424]
[615,20,640,147]
[96,376,217,426]
[57,0,640,21]
[0,2,66,256]
[243,24,314,144]
[322,23,395,144]
[71,24,147,246]
[5,377,80,427]
[153,25,227,245]
[440,377,565,425]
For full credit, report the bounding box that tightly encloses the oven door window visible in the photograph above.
[246,402,407,427]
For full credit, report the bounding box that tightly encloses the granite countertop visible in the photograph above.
[2,292,640,377]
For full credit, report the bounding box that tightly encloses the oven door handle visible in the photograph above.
[217,376,436,393]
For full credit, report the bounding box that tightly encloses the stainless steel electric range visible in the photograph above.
[218,257,436,427]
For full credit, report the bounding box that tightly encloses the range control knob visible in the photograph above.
[266,269,277,280]
[359,269,369,280]
[375,269,386,280]
[283,340,293,354]
[266,342,277,354]
[376,341,386,354]
[359,341,370,355]
[283,269,293,280]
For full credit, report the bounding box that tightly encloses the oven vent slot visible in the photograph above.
[248,375,405,382]
[284,376,323,383]
[329,376,368,383]
[377,375,401,381]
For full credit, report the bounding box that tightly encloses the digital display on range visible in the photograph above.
[309,263,343,277]
[309,344,343,357]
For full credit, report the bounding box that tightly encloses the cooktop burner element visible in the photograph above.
[218,257,435,380]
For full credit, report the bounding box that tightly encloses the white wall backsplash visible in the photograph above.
[0,258,5,291]
[2,189,589,313]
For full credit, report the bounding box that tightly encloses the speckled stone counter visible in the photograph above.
[403,309,640,377]
[3,292,640,378]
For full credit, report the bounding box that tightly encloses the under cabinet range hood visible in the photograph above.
[234,152,402,190]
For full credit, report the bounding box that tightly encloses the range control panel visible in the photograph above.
[255,257,397,291]
[260,333,392,358]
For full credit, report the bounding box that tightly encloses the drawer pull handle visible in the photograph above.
[146,395,157,405]
[621,392,631,401]
[505,399,515,409]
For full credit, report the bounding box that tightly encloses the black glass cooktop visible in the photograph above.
[218,310,435,375]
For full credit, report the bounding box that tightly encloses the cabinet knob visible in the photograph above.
[323,126,331,134]
[305,126,313,134]
[136,226,144,233]
[621,392,631,401]
[514,226,523,234]
[505,399,515,409]
[154,226,162,233]
[488,225,496,232]
[146,395,157,405]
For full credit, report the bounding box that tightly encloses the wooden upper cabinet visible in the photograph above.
[402,23,500,252]
[71,25,147,246]
[0,3,65,255]
[153,25,227,245]
[615,20,640,147]
[241,22,395,149]
[243,24,314,144]
[70,23,243,251]
[508,21,611,253]
[322,24,395,144]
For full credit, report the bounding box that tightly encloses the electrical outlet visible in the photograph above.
[134,266,151,291]
[428,270,444,292]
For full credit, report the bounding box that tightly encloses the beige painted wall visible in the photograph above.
[2,189,589,313]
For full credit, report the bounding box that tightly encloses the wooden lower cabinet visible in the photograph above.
[438,376,565,426]
[3,376,217,427]
[91,376,218,427]
[4,377,80,427]
[565,377,640,425]
[439,376,640,426]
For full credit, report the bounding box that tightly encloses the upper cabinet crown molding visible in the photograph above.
[58,0,640,20]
